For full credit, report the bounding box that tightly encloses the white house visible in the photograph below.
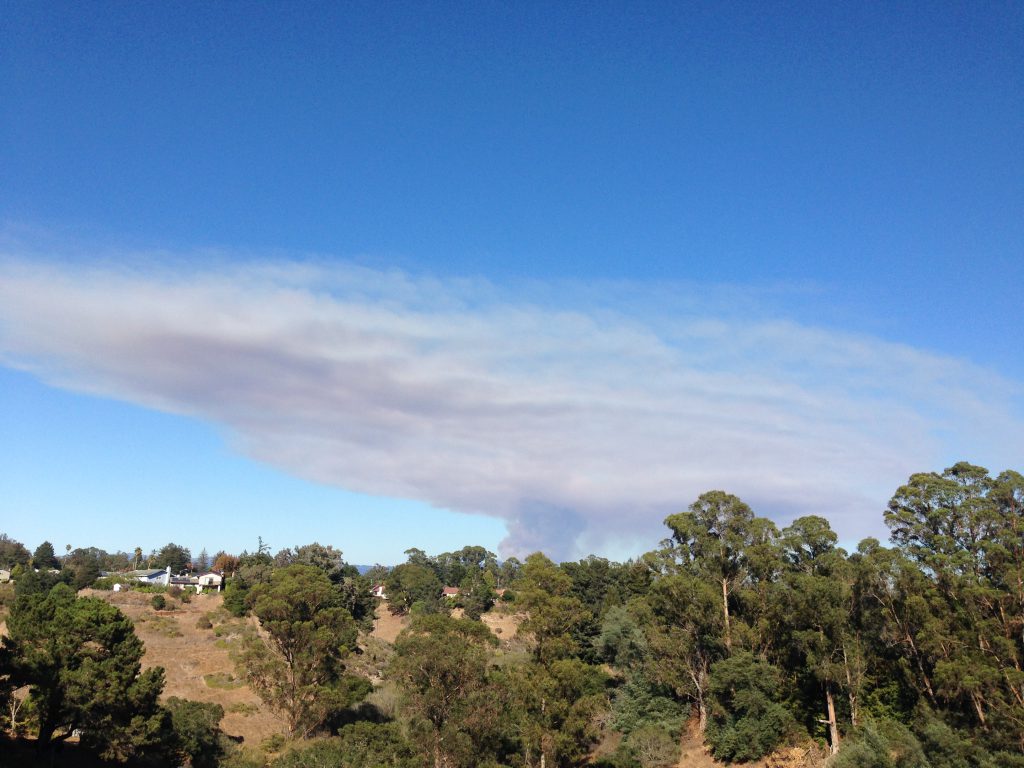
[197,572,223,593]
[370,583,387,599]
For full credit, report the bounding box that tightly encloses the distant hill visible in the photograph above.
[354,564,388,575]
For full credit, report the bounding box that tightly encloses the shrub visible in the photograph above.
[624,725,679,768]
[180,590,192,603]
[165,696,230,768]
[196,616,214,630]
[91,576,122,591]
[261,733,287,754]
[270,722,417,768]
[151,594,167,611]
[223,580,249,617]
[167,585,183,599]
[705,651,796,762]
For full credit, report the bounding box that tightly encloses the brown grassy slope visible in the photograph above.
[80,589,284,747]
[370,601,408,643]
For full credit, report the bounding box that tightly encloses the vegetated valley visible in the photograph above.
[0,461,1021,768]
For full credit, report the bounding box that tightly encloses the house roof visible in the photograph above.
[441,586,461,596]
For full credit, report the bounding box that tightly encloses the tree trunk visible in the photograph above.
[825,686,840,755]
[721,578,732,651]
[697,695,708,733]
[843,645,858,727]
[971,691,987,728]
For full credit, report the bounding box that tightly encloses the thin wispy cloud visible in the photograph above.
[0,255,1020,558]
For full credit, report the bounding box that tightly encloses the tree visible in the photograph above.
[31,541,59,570]
[152,542,191,574]
[885,463,1024,750]
[386,562,443,615]
[705,651,795,762]
[515,553,592,665]
[644,571,725,732]
[663,491,760,651]
[389,614,501,768]
[776,516,850,755]
[165,697,230,768]
[62,547,103,590]
[0,534,30,570]
[195,548,211,573]
[2,583,168,760]
[237,564,370,738]
[458,569,496,621]
[506,657,609,768]
[212,551,239,574]
[275,542,352,584]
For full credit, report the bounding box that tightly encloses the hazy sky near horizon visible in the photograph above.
[1,3,1021,563]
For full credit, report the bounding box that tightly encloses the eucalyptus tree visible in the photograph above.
[663,491,763,651]
[643,570,725,732]
[506,657,609,768]
[389,613,501,768]
[886,462,1024,749]
[516,552,592,665]
[238,564,370,738]
[776,515,851,754]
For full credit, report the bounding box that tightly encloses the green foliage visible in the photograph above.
[515,552,592,664]
[63,547,103,590]
[457,570,496,621]
[644,571,724,729]
[0,534,31,570]
[621,725,679,768]
[237,564,369,738]
[385,563,442,615]
[165,696,230,768]
[882,463,1024,752]
[91,575,124,590]
[12,568,68,598]
[596,604,649,671]
[223,578,250,616]
[151,594,167,610]
[389,614,501,767]
[506,657,610,768]
[2,583,169,760]
[152,542,191,574]
[204,672,245,690]
[273,543,349,583]
[705,652,796,762]
[271,722,419,768]
[31,541,59,570]
[610,675,686,737]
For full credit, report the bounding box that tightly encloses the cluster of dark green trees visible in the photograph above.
[0,576,235,767]
[1,460,1021,768]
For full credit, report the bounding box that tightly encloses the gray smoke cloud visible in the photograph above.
[0,255,1020,559]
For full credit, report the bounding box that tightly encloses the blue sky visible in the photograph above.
[1,2,1021,564]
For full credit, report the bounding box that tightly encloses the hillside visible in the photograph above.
[7,589,828,768]
[81,589,283,748]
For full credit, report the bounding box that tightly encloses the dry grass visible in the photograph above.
[81,589,285,747]
[481,604,524,640]
[370,601,408,643]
